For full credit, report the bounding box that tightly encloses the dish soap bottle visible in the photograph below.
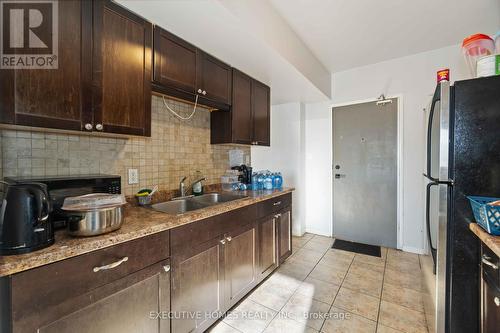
[192,171,205,196]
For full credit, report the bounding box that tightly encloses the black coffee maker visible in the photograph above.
[0,181,54,255]
[231,165,253,185]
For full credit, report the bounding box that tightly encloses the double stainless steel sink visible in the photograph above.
[151,192,248,215]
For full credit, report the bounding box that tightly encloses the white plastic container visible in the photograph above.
[462,34,495,76]
[477,55,500,77]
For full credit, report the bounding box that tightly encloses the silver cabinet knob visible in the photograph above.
[95,124,103,131]
[494,297,500,307]
[220,239,226,245]
[84,123,93,131]
[226,236,232,242]
[163,265,171,272]
[197,89,203,94]
[202,90,207,95]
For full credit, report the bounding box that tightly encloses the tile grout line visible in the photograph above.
[374,250,388,333]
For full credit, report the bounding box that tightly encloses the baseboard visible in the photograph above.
[402,245,426,254]
[305,228,331,237]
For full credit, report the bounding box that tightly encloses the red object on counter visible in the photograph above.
[437,69,450,83]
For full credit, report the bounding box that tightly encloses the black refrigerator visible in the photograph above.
[422,75,500,333]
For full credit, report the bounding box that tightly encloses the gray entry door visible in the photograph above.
[333,99,397,248]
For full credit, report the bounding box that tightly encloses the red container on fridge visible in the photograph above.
[462,34,495,76]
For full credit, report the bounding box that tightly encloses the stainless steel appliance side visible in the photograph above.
[436,81,451,333]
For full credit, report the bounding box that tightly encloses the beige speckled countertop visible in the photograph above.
[0,188,294,277]
[470,223,500,257]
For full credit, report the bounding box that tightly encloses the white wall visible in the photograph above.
[251,103,306,236]
[304,44,469,253]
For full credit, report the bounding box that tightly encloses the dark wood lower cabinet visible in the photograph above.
[258,216,278,279]
[171,236,225,333]
[224,222,258,308]
[278,208,292,263]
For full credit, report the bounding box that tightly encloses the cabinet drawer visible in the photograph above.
[481,244,499,287]
[11,231,170,326]
[257,193,292,218]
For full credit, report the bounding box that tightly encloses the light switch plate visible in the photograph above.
[128,169,139,184]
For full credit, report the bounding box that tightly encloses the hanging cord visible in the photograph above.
[162,94,199,120]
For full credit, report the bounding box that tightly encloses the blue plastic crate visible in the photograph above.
[467,196,500,236]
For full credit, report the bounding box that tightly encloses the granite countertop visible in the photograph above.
[469,223,500,257]
[0,188,294,277]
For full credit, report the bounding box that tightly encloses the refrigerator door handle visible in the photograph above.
[426,84,441,179]
[426,181,439,273]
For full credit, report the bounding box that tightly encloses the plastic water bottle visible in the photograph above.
[264,173,273,190]
[273,172,283,189]
[257,173,264,190]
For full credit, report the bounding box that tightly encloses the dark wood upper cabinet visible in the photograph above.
[230,69,253,144]
[197,51,232,105]
[92,0,152,136]
[153,26,197,94]
[252,80,271,146]
[211,69,271,146]
[0,0,92,131]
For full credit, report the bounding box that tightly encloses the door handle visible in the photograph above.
[482,255,499,270]
[334,174,346,179]
[93,257,128,272]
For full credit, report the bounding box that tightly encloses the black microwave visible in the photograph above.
[4,174,121,229]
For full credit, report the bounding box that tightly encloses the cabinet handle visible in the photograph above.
[226,236,232,242]
[273,201,282,206]
[482,255,499,270]
[95,124,103,131]
[274,214,281,219]
[163,265,171,272]
[202,90,207,95]
[93,257,128,273]
[84,123,93,131]
[495,297,500,307]
[197,89,203,94]
[220,239,226,245]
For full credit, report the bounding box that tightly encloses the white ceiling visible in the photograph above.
[270,0,500,72]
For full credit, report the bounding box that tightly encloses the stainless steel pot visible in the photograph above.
[66,205,124,237]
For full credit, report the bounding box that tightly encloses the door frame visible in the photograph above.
[331,95,404,249]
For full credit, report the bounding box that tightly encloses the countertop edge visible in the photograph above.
[0,188,294,277]
[469,223,500,257]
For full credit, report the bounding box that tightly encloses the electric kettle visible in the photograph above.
[0,181,54,255]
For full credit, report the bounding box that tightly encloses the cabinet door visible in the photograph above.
[252,80,271,146]
[153,27,197,94]
[36,260,170,333]
[0,0,92,131]
[92,0,152,136]
[258,216,278,280]
[278,208,292,263]
[231,69,253,144]
[224,222,258,307]
[197,51,232,105]
[482,276,500,333]
[171,237,225,333]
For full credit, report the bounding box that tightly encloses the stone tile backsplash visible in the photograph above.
[0,96,250,195]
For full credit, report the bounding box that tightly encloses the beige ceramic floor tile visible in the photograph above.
[302,240,331,254]
[281,294,330,331]
[322,307,377,333]
[384,268,424,292]
[209,321,242,332]
[309,263,347,285]
[324,249,356,261]
[377,323,404,333]
[278,263,313,282]
[352,253,386,267]
[286,253,320,270]
[378,301,428,333]
[318,255,352,270]
[264,315,318,333]
[333,287,380,321]
[292,236,310,248]
[342,271,383,297]
[302,233,314,241]
[249,282,295,311]
[387,249,420,264]
[348,260,385,280]
[295,277,340,305]
[382,282,425,312]
[293,248,325,263]
[267,271,304,291]
[386,256,421,274]
[223,299,277,333]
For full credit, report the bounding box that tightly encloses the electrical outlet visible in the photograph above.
[128,169,139,185]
